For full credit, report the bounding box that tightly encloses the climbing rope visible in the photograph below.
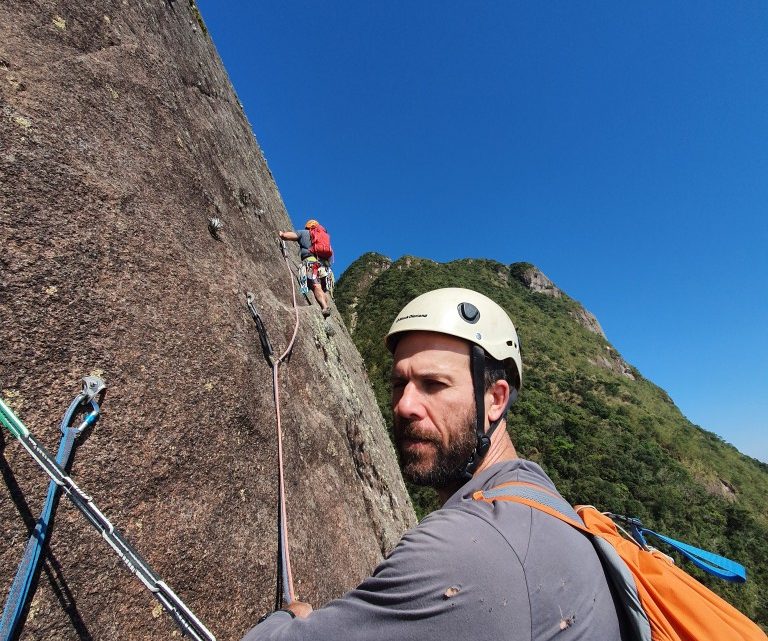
[0,376,105,641]
[246,238,301,610]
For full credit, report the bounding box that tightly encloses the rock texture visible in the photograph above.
[511,263,563,298]
[0,2,414,640]
[510,263,608,339]
[569,306,606,339]
[590,346,636,380]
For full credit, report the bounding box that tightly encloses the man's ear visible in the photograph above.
[486,378,510,423]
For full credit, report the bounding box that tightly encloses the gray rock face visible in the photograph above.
[569,306,606,339]
[590,346,636,380]
[511,264,607,339]
[0,2,414,639]
[514,265,562,298]
[342,254,392,333]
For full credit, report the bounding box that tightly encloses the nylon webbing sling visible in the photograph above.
[608,514,747,582]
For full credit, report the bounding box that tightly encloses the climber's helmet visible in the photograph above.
[385,287,522,477]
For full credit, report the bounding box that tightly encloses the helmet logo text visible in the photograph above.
[395,314,428,323]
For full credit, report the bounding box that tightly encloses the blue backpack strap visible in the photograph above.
[639,529,747,583]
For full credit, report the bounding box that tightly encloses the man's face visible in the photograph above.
[391,331,477,488]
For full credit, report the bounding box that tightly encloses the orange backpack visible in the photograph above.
[473,481,767,641]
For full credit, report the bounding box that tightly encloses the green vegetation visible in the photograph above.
[336,254,768,627]
[189,0,208,36]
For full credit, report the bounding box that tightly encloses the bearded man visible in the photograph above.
[243,288,627,641]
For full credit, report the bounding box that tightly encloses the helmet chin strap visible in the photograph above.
[461,345,494,479]
[461,345,517,480]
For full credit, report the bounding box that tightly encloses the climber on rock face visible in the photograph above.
[242,288,627,641]
[278,219,333,318]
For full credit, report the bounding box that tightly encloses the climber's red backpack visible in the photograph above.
[473,481,767,641]
[309,225,333,260]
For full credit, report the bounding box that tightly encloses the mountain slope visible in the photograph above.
[336,253,768,625]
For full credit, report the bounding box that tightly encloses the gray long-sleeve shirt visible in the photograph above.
[295,229,312,259]
[242,459,626,641]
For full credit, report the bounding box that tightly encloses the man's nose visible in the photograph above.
[394,382,425,420]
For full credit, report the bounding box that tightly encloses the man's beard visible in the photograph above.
[393,409,477,489]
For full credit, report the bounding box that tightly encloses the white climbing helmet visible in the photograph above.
[386,287,522,390]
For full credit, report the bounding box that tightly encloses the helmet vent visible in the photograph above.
[458,302,480,324]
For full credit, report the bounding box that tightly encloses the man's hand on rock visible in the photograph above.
[285,601,313,619]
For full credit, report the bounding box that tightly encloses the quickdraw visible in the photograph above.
[298,262,309,297]
[0,392,216,641]
[0,376,105,641]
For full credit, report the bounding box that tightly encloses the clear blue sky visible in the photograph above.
[196,2,768,462]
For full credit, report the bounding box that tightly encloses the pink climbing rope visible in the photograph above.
[273,243,301,605]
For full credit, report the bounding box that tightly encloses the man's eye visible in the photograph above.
[425,379,446,390]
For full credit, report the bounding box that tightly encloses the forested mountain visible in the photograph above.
[336,252,768,626]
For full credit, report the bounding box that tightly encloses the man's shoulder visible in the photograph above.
[440,459,602,564]
[392,458,612,580]
[452,460,626,640]
[374,502,528,597]
[476,458,559,493]
[400,492,537,575]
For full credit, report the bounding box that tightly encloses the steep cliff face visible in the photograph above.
[0,2,414,639]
